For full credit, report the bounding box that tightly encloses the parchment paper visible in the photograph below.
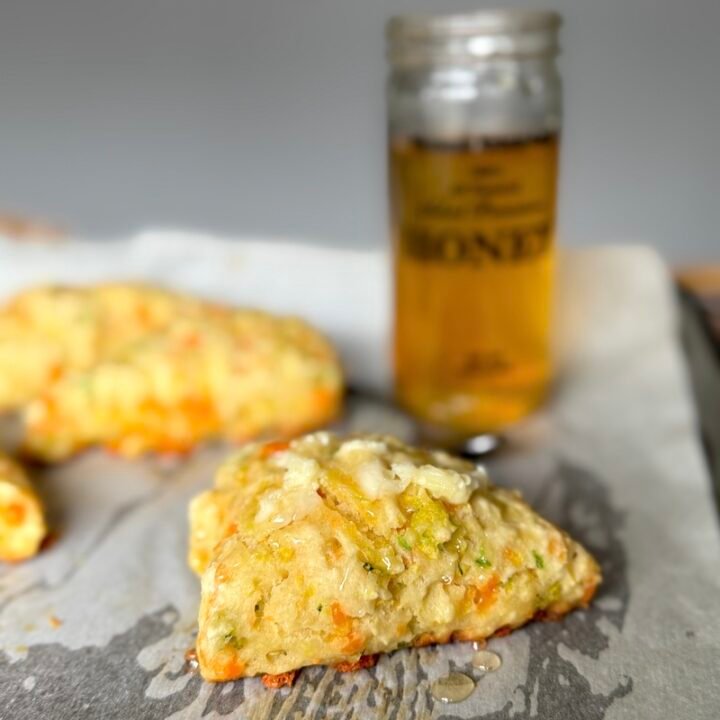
[0,235,718,719]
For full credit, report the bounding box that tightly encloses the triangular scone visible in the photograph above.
[0,284,341,460]
[0,453,46,561]
[191,433,601,683]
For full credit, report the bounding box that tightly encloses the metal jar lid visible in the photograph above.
[387,9,562,67]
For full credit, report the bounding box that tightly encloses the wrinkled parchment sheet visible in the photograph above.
[0,235,718,719]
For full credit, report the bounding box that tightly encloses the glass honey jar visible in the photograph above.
[387,10,562,436]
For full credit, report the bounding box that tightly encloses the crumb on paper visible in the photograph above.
[40,531,60,553]
[48,614,63,629]
[261,670,297,688]
[334,654,378,672]
[0,213,65,242]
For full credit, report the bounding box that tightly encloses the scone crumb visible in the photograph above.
[261,670,298,688]
[491,625,513,638]
[334,654,378,673]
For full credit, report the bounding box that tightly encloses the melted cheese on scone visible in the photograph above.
[0,453,46,561]
[191,433,601,681]
[0,284,342,459]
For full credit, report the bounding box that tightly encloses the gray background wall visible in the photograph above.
[0,0,717,262]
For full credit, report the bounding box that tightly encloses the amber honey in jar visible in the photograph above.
[387,10,562,434]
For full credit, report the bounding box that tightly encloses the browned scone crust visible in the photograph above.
[334,654,379,673]
[258,587,600,685]
[261,671,297,689]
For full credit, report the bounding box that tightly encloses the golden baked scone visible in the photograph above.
[0,284,342,460]
[0,452,46,561]
[25,313,340,460]
[0,284,203,410]
[190,433,601,683]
